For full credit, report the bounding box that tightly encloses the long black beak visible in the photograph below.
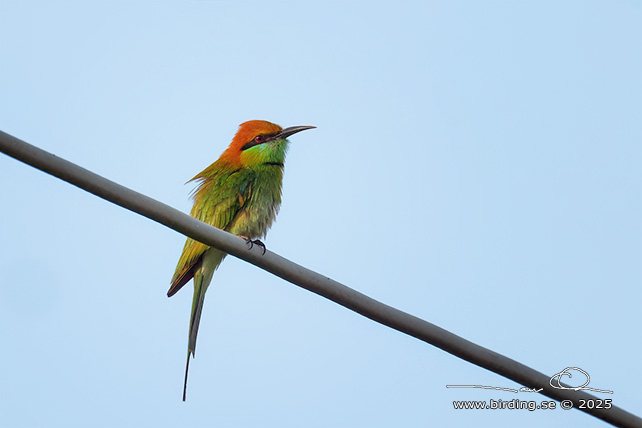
[277,125,316,139]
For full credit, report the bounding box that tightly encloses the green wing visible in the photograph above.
[167,168,255,297]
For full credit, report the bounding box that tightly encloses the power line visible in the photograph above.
[1,129,639,428]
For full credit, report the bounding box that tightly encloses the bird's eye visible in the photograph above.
[254,135,265,143]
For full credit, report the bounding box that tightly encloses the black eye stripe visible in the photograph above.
[241,133,276,151]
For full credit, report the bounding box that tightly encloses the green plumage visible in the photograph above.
[168,120,314,401]
[172,161,286,346]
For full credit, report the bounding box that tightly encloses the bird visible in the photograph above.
[168,120,315,401]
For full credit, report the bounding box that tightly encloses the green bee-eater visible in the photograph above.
[168,120,315,400]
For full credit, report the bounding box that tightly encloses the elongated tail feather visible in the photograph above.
[182,268,206,401]
[183,352,190,401]
[181,248,225,401]
[182,287,203,402]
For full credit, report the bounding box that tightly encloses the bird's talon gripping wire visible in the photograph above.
[243,237,267,255]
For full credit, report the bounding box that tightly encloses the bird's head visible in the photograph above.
[222,120,315,167]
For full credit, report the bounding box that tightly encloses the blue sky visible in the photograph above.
[1,1,640,427]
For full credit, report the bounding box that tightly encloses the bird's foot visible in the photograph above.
[241,236,267,255]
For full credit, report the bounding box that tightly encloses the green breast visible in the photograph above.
[225,163,284,239]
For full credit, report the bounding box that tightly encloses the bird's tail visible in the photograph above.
[182,249,224,401]
[183,267,207,401]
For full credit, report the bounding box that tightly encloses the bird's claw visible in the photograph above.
[243,237,267,255]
